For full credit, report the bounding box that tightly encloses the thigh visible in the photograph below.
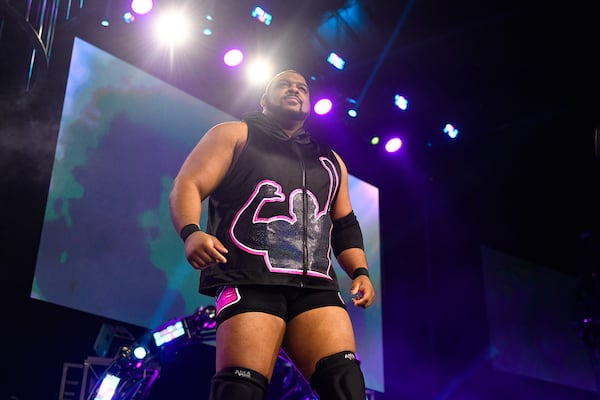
[216,311,286,380]
[283,306,357,380]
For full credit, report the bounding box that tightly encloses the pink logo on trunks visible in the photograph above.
[216,286,242,314]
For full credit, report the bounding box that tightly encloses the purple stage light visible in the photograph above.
[223,49,244,67]
[384,137,402,153]
[314,98,333,115]
[131,0,153,15]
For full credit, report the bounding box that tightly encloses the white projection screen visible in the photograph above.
[31,37,384,393]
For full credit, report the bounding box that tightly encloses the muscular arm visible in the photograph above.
[331,151,376,308]
[169,121,247,269]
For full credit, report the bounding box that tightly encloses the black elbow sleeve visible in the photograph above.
[331,211,364,257]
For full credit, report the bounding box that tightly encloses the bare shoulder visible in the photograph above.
[200,121,249,163]
[208,121,247,138]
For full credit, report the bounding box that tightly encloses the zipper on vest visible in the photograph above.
[293,141,309,278]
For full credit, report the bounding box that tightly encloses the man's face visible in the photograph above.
[262,72,311,121]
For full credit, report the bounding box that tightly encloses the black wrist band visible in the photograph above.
[180,224,201,242]
[352,267,369,279]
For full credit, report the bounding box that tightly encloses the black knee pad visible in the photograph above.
[310,351,366,400]
[209,366,268,400]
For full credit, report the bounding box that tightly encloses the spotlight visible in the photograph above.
[443,123,459,139]
[327,52,345,70]
[370,136,380,145]
[92,373,120,400]
[154,9,191,46]
[152,320,186,347]
[122,11,135,23]
[100,18,110,27]
[252,6,272,26]
[384,137,402,153]
[346,98,357,117]
[131,0,153,15]
[223,49,244,67]
[88,306,218,400]
[246,60,274,86]
[132,345,149,360]
[394,94,408,110]
[202,14,213,36]
[313,98,333,115]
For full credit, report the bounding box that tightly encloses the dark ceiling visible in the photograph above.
[1,0,599,272]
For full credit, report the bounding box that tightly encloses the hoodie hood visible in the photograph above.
[242,112,312,144]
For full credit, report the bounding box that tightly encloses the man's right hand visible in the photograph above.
[184,231,229,270]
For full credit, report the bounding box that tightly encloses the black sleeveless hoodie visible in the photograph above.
[199,112,343,296]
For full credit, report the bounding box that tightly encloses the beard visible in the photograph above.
[264,98,309,122]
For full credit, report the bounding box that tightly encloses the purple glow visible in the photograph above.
[203,320,217,329]
[223,49,243,67]
[384,137,402,153]
[131,0,153,15]
[313,98,332,115]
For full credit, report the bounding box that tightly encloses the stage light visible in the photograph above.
[93,323,136,358]
[327,52,345,70]
[153,320,186,347]
[246,60,273,86]
[252,6,272,26]
[223,49,244,67]
[92,373,120,400]
[394,94,408,110]
[199,305,217,330]
[371,136,380,145]
[123,11,135,23]
[443,123,459,139]
[346,98,357,117]
[131,0,153,15]
[314,98,333,115]
[132,345,148,360]
[385,137,402,153]
[202,14,213,36]
[100,18,110,27]
[154,9,191,46]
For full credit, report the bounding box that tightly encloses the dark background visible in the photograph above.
[1,0,599,399]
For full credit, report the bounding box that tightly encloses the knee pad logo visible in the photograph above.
[234,369,252,379]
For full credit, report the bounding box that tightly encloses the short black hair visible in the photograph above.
[264,70,307,94]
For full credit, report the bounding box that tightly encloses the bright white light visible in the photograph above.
[93,374,120,400]
[154,10,191,46]
[100,19,110,27]
[443,123,459,139]
[384,137,402,153]
[394,94,408,110]
[133,346,148,360]
[223,49,244,67]
[347,109,357,118]
[202,27,212,36]
[245,60,273,86]
[314,98,333,115]
[153,321,185,346]
[131,0,153,15]
[327,52,345,70]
